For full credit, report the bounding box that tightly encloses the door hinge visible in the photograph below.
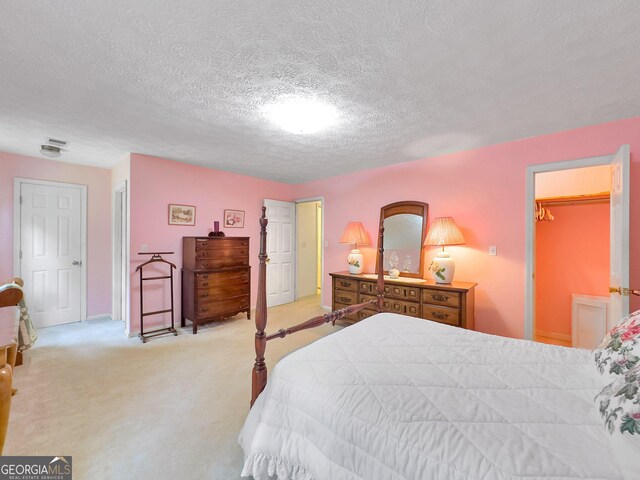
[19,195,22,204]
[19,250,22,259]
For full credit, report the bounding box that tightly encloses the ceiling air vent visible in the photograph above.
[40,138,69,158]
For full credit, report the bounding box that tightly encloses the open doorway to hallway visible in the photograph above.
[295,199,323,306]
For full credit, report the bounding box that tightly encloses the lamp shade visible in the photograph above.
[424,217,465,246]
[340,222,370,247]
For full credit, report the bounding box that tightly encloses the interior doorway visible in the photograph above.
[295,199,323,305]
[524,146,630,346]
[112,181,128,325]
[533,165,610,347]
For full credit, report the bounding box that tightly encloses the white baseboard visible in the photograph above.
[321,305,331,310]
[535,329,571,342]
[87,313,112,321]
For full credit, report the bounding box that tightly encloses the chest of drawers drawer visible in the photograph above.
[334,290,358,305]
[384,284,420,301]
[335,278,357,292]
[422,288,461,308]
[421,305,460,326]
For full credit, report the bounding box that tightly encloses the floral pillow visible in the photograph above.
[594,310,640,377]
[594,364,640,478]
[595,363,640,435]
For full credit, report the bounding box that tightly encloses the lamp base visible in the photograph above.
[430,252,455,283]
[347,249,364,274]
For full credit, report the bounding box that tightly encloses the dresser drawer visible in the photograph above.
[195,238,249,249]
[196,269,250,288]
[422,288,461,308]
[196,246,249,259]
[362,294,419,316]
[334,278,357,292]
[195,255,249,269]
[384,284,421,301]
[385,298,420,316]
[421,305,460,326]
[334,290,357,305]
[196,295,249,319]
[359,281,374,294]
[196,283,249,301]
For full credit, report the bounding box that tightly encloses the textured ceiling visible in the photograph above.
[1,1,639,183]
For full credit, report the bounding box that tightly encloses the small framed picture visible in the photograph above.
[168,204,196,226]
[224,209,245,228]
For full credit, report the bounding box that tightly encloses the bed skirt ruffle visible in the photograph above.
[241,453,313,480]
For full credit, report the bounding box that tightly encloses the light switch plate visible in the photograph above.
[489,246,497,256]
[140,244,148,253]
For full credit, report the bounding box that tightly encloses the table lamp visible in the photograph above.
[424,217,465,283]
[340,222,370,274]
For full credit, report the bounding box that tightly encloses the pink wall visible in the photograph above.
[535,203,610,336]
[128,154,295,333]
[0,151,112,317]
[293,116,640,339]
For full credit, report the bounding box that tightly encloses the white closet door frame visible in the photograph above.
[13,177,88,322]
[523,152,623,341]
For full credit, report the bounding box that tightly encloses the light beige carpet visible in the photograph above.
[5,295,339,479]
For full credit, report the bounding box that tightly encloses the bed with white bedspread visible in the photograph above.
[240,313,624,480]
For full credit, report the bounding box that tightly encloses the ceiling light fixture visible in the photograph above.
[262,99,339,134]
[39,138,68,158]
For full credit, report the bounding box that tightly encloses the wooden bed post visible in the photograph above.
[376,225,385,312]
[251,207,268,406]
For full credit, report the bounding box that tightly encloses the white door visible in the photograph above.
[264,199,295,307]
[19,181,84,328]
[608,144,630,329]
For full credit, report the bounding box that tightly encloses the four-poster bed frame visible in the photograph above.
[251,207,386,406]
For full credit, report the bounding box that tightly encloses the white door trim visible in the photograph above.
[112,181,130,328]
[13,177,88,321]
[524,154,615,340]
[294,196,325,303]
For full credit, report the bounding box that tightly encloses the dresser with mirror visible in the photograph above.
[331,201,476,329]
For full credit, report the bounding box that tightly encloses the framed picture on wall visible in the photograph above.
[168,204,196,226]
[224,209,245,228]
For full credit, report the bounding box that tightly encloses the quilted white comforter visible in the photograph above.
[240,313,623,480]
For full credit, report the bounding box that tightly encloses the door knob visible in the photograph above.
[609,286,640,296]
[72,260,82,266]
[266,257,270,263]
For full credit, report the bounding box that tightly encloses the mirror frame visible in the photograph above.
[376,201,429,279]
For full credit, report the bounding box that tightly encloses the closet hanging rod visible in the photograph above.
[536,192,609,207]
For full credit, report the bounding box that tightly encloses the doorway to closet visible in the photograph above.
[524,145,630,348]
[534,165,610,347]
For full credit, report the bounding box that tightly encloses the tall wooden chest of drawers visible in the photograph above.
[182,237,250,334]
[330,271,476,329]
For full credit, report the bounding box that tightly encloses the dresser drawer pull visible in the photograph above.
[339,296,351,303]
[201,307,209,312]
[200,251,208,256]
[431,311,449,319]
[202,282,209,286]
[340,281,352,288]
[201,263,208,268]
[431,294,449,302]
[200,293,209,297]
[201,274,209,279]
